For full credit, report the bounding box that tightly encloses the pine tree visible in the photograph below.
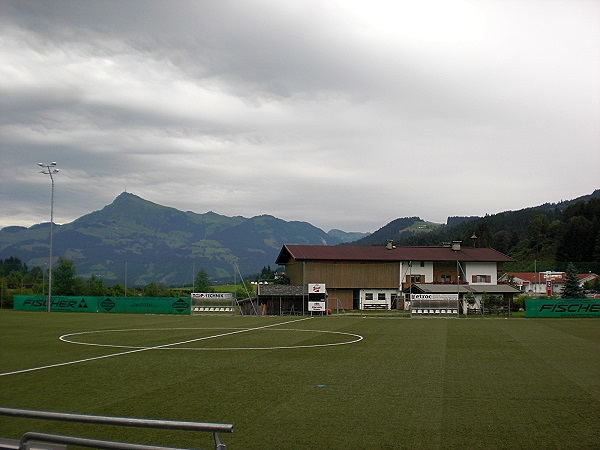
[194,269,212,292]
[561,263,584,298]
[53,258,78,295]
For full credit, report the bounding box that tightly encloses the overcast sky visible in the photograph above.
[1,0,598,233]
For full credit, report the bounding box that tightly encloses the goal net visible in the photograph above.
[191,293,235,315]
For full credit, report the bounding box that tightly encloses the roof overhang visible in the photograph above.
[257,284,306,297]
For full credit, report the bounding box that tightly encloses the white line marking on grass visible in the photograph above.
[0,317,312,377]
[59,327,364,350]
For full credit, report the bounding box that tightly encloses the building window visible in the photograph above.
[420,261,425,267]
[365,293,373,301]
[378,293,386,301]
[410,275,423,283]
[472,275,491,283]
[441,274,451,283]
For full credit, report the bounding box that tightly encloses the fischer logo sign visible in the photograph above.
[21,298,46,307]
[21,297,90,310]
[526,299,600,318]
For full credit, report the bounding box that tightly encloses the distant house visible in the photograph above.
[503,271,598,296]
[270,241,519,313]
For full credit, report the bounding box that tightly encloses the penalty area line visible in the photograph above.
[0,317,312,377]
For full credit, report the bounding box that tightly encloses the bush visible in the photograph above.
[512,296,525,311]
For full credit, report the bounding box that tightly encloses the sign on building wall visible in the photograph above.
[525,298,600,318]
[410,293,459,301]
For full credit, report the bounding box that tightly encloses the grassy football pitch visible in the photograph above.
[1,311,599,449]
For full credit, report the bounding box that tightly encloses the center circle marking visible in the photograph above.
[59,327,363,351]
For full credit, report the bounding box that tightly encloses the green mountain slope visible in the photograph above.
[0,192,340,285]
[350,217,443,246]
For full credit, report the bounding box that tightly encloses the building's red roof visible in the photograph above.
[507,272,598,284]
[506,272,555,284]
[276,244,514,265]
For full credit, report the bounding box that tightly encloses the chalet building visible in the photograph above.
[270,241,519,312]
[502,271,598,296]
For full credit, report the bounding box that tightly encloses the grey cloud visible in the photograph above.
[1,0,598,233]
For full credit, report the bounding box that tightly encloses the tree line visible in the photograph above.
[0,257,285,309]
[397,197,600,273]
[0,257,218,308]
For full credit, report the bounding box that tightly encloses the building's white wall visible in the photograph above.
[465,262,497,284]
[407,262,434,283]
[359,289,396,309]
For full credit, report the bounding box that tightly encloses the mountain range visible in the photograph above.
[0,192,366,285]
[1,190,598,285]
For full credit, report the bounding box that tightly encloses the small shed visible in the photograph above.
[257,284,307,315]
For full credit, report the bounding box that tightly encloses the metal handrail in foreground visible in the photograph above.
[0,407,233,450]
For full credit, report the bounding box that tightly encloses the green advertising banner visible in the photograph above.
[13,295,99,312]
[525,298,600,318]
[14,296,190,315]
[97,297,190,315]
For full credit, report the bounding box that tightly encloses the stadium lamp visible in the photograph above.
[38,162,59,312]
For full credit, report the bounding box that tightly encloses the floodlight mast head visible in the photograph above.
[38,163,59,177]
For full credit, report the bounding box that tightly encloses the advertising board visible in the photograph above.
[13,295,190,315]
[191,292,233,299]
[308,301,326,312]
[410,293,458,301]
[308,284,326,294]
[525,298,600,318]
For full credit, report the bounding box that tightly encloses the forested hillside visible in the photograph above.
[378,191,600,273]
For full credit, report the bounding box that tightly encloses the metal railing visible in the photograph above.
[0,407,233,450]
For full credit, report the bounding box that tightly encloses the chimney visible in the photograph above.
[386,239,394,250]
[452,241,462,251]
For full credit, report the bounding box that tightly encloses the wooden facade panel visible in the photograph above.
[285,262,304,284]
[326,289,354,310]
[304,261,400,288]
[432,262,459,284]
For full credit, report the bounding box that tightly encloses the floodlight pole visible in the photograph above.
[38,162,59,312]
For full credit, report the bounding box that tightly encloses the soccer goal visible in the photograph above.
[190,293,235,315]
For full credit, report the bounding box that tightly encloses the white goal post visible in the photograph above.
[191,292,235,315]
